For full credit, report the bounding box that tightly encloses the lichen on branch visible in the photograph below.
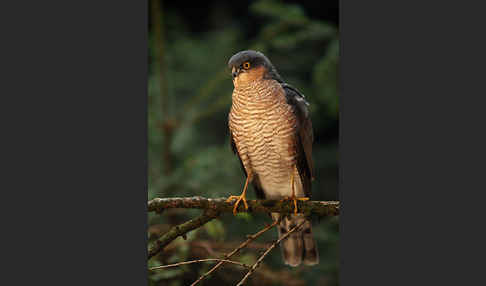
[148,196,339,217]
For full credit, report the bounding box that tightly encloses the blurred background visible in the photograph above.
[148,0,339,285]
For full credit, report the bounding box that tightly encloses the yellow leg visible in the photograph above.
[289,172,309,214]
[226,175,250,215]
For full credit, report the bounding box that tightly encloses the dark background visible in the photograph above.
[148,0,339,285]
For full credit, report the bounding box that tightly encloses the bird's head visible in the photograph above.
[227,50,283,86]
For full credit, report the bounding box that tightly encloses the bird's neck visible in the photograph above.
[231,79,284,112]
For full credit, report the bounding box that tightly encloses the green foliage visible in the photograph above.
[235,212,253,222]
[204,219,226,240]
[239,253,257,266]
[251,0,307,23]
[314,38,340,118]
[149,0,339,285]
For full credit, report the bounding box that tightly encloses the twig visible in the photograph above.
[190,240,270,253]
[236,220,307,286]
[148,209,220,260]
[190,219,280,286]
[149,258,250,271]
[148,196,340,217]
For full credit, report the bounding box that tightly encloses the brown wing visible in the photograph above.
[229,131,247,177]
[282,83,314,198]
[299,114,315,179]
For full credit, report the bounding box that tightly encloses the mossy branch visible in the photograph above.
[148,209,220,260]
[148,196,339,218]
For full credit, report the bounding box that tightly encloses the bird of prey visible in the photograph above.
[226,50,318,266]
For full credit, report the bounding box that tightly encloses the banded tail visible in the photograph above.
[272,213,319,267]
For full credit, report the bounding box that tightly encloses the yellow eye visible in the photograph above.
[243,62,251,69]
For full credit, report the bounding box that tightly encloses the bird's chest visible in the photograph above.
[231,91,279,150]
[229,85,297,174]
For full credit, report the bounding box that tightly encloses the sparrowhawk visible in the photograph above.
[226,50,319,267]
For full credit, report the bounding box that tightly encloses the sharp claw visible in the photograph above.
[242,198,248,209]
[283,196,309,214]
[227,195,248,215]
[228,175,250,215]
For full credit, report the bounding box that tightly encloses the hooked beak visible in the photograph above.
[232,66,242,79]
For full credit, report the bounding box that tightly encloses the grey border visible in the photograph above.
[1,1,148,285]
[340,0,485,285]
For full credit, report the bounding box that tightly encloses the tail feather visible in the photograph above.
[272,213,319,267]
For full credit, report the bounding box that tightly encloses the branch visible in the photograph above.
[148,209,219,260]
[190,219,280,286]
[148,196,339,217]
[236,220,307,286]
[149,258,250,271]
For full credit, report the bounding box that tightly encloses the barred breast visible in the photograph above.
[229,79,304,199]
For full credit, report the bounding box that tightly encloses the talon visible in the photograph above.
[287,170,309,214]
[226,195,239,202]
[291,196,309,214]
[226,195,249,214]
[227,175,250,215]
[234,195,248,215]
